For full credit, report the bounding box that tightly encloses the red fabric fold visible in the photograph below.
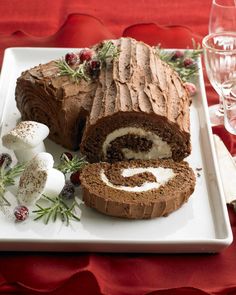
[1,207,236,295]
[0,0,211,38]
[123,23,202,48]
[0,14,115,66]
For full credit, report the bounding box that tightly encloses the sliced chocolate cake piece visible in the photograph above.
[80,159,196,219]
[80,38,191,162]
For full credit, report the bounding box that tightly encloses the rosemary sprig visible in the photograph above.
[0,162,25,206]
[56,59,90,82]
[57,154,88,174]
[56,41,119,82]
[33,195,80,226]
[97,41,119,62]
[156,39,202,82]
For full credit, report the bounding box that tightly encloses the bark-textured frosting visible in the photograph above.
[80,159,196,219]
[15,37,191,161]
[80,38,191,162]
[15,60,97,149]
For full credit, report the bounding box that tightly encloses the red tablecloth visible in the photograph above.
[0,1,236,294]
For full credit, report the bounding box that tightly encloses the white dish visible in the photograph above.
[0,47,233,253]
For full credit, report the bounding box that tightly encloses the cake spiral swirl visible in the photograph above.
[80,159,196,219]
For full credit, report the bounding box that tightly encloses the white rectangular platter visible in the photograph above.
[0,47,233,253]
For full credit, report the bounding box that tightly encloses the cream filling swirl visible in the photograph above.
[100,167,175,192]
[102,127,172,160]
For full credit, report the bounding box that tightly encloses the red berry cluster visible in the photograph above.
[171,50,195,68]
[70,170,81,187]
[183,81,197,96]
[14,205,29,221]
[0,153,12,168]
[60,151,73,161]
[60,180,75,200]
[59,152,82,200]
[171,50,184,60]
[183,57,195,68]
[65,49,101,79]
[0,153,30,222]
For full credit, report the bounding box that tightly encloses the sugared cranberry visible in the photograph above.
[14,205,29,221]
[79,49,93,63]
[70,171,81,186]
[60,181,75,200]
[60,152,73,162]
[183,57,194,67]
[65,52,78,66]
[0,153,12,169]
[183,82,197,96]
[171,50,184,60]
[88,59,101,78]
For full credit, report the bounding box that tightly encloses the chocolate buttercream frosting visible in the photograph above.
[80,159,196,219]
[80,38,191,162]
[15,60,97,149]
[15,37,191,161]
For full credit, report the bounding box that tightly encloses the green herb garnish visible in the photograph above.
[57,154,88,174]
[56,41,119,83]
[33,195,80,226]
[56,59,90,82]
[97,40,119,62]
[0,162,25,206]
[156,39,202,82]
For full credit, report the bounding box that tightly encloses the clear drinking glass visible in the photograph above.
[207,0,236,125]
[222,79,236,134]
[202,32,236,125]
[209,0,236,33]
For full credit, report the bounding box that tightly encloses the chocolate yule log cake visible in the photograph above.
[15,37,192,162]
[80,159,196,219]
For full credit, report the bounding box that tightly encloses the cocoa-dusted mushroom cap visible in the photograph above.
[2,121,49,163]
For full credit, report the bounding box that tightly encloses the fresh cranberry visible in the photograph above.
[14,205,29,221]
[79,49,93,63]
[183,57,194,67]
[0,153,12,169]
[88,59,101,78]
[60,181,75,200]
[183,82,197,96]
[70,171,81,186]
[171,50,184,60]
[60,152,73,162]
[65,52,78,66]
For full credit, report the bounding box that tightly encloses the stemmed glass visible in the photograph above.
[209,0,236,34]
[222,79,236,135]
[202,32,236,126]
[207,0,236,125]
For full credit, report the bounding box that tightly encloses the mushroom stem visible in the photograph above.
[43,168,65,198]
[17,152,66,207]
[14,142,46,163]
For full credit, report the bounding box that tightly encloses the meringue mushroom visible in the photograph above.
[2,121,49,163]
[17,152,65,207]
